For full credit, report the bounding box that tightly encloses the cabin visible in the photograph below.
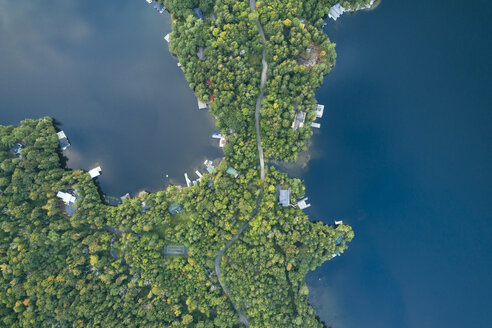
[193,7,204,21]
[328,3,346,21]
[9,142,25,155]
[120,193,131,203]
[316,104,324,118]
[154,2,165,13]
[57,131,71,151]
[163,245,188,256]
[297,197,311,210]
[197,46,206,61]
[226,167,238,178]
[88,166,102,178]
[168,203,184,215]
[57,190,80,217]
[278,188,291,207]
[292,111,306,130]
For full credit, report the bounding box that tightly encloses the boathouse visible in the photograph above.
[9,142,25,155]
[198,99,208,110]
[120,193,131,203]
[297,197,311,210]
[57,131,71,151]
[316,104,324,118]
[88,166,102,178]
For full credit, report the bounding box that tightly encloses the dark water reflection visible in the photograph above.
[304,1,492,328]
[0,0,221,196]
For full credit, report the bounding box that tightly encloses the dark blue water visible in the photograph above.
[305,1,492,327]
[1,0,491,327]
[0,0,221,196]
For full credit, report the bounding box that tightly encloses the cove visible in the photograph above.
[0,0,221,196]
[305,1,492,327]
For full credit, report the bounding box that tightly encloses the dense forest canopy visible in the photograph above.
[0,0,373,326]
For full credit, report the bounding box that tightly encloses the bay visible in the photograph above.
[0,0,221,196]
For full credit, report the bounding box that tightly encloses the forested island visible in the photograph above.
[0,0,373,326]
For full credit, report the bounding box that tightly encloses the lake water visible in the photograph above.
[304,1,492,328]
[1,1,491,327]
[0,0,221,196]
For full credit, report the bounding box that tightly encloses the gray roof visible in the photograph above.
[197,47,205,61]
[279,188,291,207]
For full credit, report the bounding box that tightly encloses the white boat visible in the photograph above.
[164,33,170,43]
[311,122,321,129]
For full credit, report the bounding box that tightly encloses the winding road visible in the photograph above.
[213,0,268,326]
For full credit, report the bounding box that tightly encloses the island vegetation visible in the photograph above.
[0,0,371,326]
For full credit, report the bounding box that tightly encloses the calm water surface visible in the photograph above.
[0,0,221,196]
[305,1,491,328]
[1,1,491,327]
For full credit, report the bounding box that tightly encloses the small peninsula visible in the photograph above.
[0,0,374,326]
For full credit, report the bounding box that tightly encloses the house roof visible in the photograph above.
[226,167,238,177]
[89,167,102,178]
[292,111,306,130]
[168,203,184,215]
[279,188,291,207]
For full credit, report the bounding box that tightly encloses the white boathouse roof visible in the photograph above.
[316,104,324,118]
[89,166,102,178]
[328,3,346,21]
[198,99,208,110]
